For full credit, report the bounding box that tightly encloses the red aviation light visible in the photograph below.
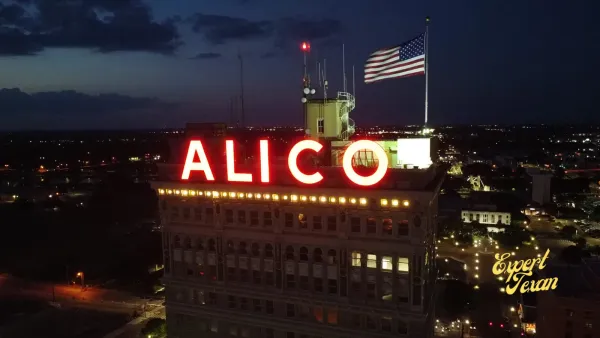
[301,42,310,52]
[181,139,388,187]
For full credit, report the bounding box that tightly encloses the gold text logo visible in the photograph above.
[492,249,558,295]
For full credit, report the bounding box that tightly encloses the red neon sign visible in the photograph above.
[181,139,388,186]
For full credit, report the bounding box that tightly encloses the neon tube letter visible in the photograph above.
[288,140,323,185]
[342,140,388,186]
[181,140,215,180]
[226,140,253,182]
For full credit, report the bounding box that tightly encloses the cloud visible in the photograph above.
[188,13,273,45]
[0,88,174,115]
[190,52,222,60]
[187,13,342,50]
[0,0,182,56]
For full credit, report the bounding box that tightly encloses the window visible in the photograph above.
[253,270,261,284]
[250,211,259,226]
[327,250,337,264]
[366,316,376,329]
[298,214,307,229]
[285,213,293,227]
[225,209,233,224]
[240,297,248,310]
[253,299,262,311]
[265,272,274,285]
[327,216,337,231]
[300,276,309,290]
[397,320,408,334]
[264,212,272,226]
[265,244,274,258]
[314,248,323,263]
[381,256,393,271]
[206,208,213,222]
[313,216,322,230]
[286,274,295,288]
[228,295,236,308]
[367,282,375,298]
[565,309,574,317]
[314,278,323,292]
[367,218,376,234]
[238,210,246,224]
[367,254,377,268]
[585,322,592,329]
[398,220,409,236]
[317,118,324,134]
[208,239,216,251]
[351,252,362,267]
[398,257,409,272]
[327,308,338,324]
[285,246,295,260]
[240,269,249,282]
[239,242,247,255]
[227,268,236,281]
[194,207,202,220]
[170,206,179,218]
[328,279,337,294]
[227,241,235,253]
[381,317,392,331]
[266,300,274,314]
[251,243,260,256]
[208,292,217,305]
[300,247,308,261]
[183,207,191,219]
[382,219,392,235]
[286,303,295,317]
[351,217,361,232]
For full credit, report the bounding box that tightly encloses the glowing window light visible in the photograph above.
[380,199,388,206]
[350,198,357,204]
[247,193,253,198]
[402,200,410,207]
[272,194,280,201]
[238,192,244,198]
[391,199,399,207]
[320,196,327,203]
[264,194,271,200]
[329,197,336,203]
[359,198,367,205]
[158,189,165,195]
[229,192,236,198]
[175,190,181,195]
[283,195,289,200]
[190,190,196,196]
[222,192,227,197]
[213,191,219,198]
[167,189,173,195]
[206,191,212,197]
[339,197,346,204]
[310,196,317,202]
[256,193,262,199]
[300,196,307,202]
[198,191,203,196]
[291,195,298,202]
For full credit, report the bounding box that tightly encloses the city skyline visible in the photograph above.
[0,0,597,129]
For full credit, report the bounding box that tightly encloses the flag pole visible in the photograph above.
[424,16,430,128]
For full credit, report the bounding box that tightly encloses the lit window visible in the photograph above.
[367,254,377,268]
[398,257,409,272]
[359,198,367,205]
[382,219,393,235]
[380,199,388,206]
[300,195,307,202]
[351,252,362,267]
[291,195,298,202]
[381,256,393,271]
[339,197,346,204]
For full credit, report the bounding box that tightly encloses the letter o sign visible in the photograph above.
[342,140,389,186]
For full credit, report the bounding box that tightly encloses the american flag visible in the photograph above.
[364,34,425,84]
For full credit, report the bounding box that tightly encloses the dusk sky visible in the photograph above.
[0,0,598,129]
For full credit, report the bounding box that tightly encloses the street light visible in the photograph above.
[76,272,84,289]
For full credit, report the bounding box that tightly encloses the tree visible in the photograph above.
[575,237,587,248]
[561,225,578,239]
[141,318,166,338]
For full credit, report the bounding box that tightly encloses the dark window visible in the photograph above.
[266,300,274,314]
[314,278,323,292]
[206,208,214,223]
[286,246,295,260]
[250,211,259,226]
[313,216,322,230]
[238,210,246,224]
[286,303,295,317]
[228,295,236,308]
[300,276,309,290]
[398,220,409,236]
[366,218,376,234]
[253,299,261,312]
[382,218,393,235]
[317,119,324,134]
[327,216,337,231]
[351,217,361,232]
[227,268,236,281]
[286,274,295,288]
[300,247,308,261]
[285,213,293,227]
[170,206,179,218]
[314,248,323,262]
[240,297,248,310]
[264,212,272,226]
[194,207,202,220]
[367,282,376,298]
[328,279,337,294]
[208,292,217,305]
[182,207,191,219]
[381,317,392,332]
[240,269,249,282]
[225,210,233,224]
[253,271,261,284]
[265,244,274,258]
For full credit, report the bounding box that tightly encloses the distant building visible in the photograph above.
[532,174,552,205]
[536,258,600,338]
[461,210,511,233]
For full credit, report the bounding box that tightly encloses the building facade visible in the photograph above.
[153,167,442,338]
[461,210,511,226]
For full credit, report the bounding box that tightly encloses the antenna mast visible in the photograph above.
[323,59,328,101]
[238,50,245,128]
[352,65,355,97]
[342,44,347,93]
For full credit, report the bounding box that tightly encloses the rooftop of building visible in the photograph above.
[541,257,600,300]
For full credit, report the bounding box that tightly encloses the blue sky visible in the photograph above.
[0,0,598,129]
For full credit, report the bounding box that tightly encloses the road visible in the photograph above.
[104,306,166,338]
[0,274,163,338]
